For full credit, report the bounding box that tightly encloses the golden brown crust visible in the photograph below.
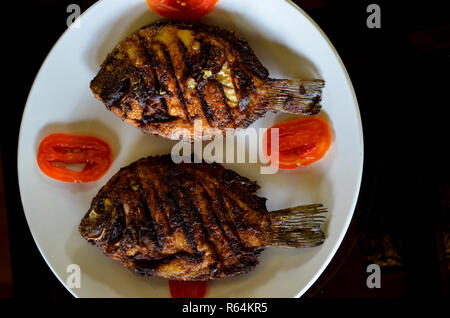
[90,20,272,141]
[78,155,270,280]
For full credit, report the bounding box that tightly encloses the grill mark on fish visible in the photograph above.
[194,184,239,265]
[175,39,192,80]
[141,109,178,124]
[148,165,177,237]
[160,183,183,237]
[196,86,215,126]
[198,35,242,119]
[137,35,160,90]
[175,38,202,119]
[220,192,250,233]
[198,178,243,251]
[216,81,233,124]
[201,187,229,243]
[180,183,221,267]
[161,46,191,124]
[139,195,161,249]
[144,181,171,240]
[167,181,198,253]
[177,194,199,254]
[136,34,176,125]
[121,105,129,120]
[149,42,183,120]
[192,38,209,79]
[98,76,131,111]
[200,79,230,128]
[233,66,253,111]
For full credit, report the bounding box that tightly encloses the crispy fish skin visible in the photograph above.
[78,155,326,281]
[90,20,324,141]
[79,155,269,280]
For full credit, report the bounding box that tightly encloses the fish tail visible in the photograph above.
[267,79,324,115]
[266,204,327,248]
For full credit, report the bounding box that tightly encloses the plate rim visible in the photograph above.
[17,0,113,299]
[285,0,364,297]
[17,0,364,298]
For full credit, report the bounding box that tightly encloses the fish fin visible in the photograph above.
[266,204,327,248]
[268,79,324,115]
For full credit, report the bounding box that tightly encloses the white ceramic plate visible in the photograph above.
[18,0,363,298]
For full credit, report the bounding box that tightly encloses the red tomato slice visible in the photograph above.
[146,0,218,20]
[265,117,332,169]
[169,280,207,298]
[37,133,112,183]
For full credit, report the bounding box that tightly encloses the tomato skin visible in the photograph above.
[265,117,332,169]
[37,133,112,183]
[169,280,207,298]
[146,0,218,21]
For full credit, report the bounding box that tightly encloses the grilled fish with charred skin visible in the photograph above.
[79,155,327,281]
[90,20,325,141]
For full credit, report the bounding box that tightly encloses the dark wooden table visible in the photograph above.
[1,0,448,300]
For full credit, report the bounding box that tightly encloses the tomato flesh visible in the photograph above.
[37,133,112,183]
[146,0,218,20]
[265,117,332,169]
[169,280,207,298]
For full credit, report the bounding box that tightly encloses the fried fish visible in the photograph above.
[79,155,327,281]
[90,21,324,141]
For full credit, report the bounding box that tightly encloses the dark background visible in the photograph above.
[1,0,448,301]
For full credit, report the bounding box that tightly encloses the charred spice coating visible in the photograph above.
[79,155,327,281]
[90,20,325,141]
